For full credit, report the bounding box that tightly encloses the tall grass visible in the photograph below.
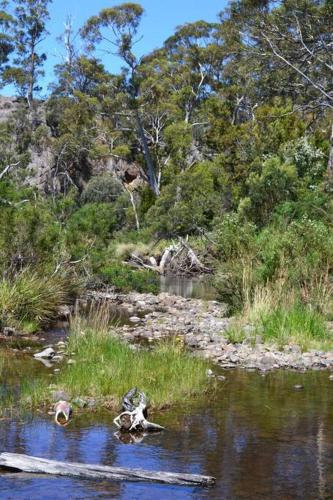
[0,269,79,332]
[23,307,213,409]
[226,278,332,351]
[259,303,331,351]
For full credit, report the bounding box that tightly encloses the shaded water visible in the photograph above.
[0,352,332,499]
[160,275,217,300]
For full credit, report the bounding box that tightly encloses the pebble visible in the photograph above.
[293,385,304,391]
[80,290,333,373]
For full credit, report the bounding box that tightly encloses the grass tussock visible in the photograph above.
[23,306,213,409]
[0,269,80,332]
[259,303,331,351]
[226,280,333,351]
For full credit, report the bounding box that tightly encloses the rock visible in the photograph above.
[52,355,64,362]
[229,354,239,363]
[259,353,277,370]
[34,347,55,360]
[185,335,199,348]
[67,359,76,365]
[216,375,226,381]
[72,397,87,408]
[329,374,333,381]
[206,369,214,377]
[129,316,141,323]
[293,384,304,391]
[35,358,53,368]
[57,305,71,318]
[2,327,16,337]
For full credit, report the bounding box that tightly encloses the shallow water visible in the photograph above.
[0,353,332,500]
[160,275,217,300]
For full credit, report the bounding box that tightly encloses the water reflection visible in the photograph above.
[160,275,217,300]
[0,370,332,499]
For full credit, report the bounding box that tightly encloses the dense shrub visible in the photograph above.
[100,263,159,294]
[80,175,123,204]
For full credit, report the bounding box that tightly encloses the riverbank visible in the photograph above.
[19,311,215,411]
[83,291,333,372]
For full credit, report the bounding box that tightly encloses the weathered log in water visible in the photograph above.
[0,453,215,487]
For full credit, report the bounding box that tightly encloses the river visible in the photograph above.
[0,351,332,499]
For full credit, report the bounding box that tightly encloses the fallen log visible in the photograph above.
[0,453,215,487]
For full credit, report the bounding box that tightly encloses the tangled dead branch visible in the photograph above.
[126,237,211,276]
[113,388,165,433]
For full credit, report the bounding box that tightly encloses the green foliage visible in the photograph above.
[0,185,64,271]
[80,175,123,204]
[0,269,79,331]
[65,201,127,259]
[257,217,333,285]
[242,155,298,226]
[146,162,223,236]
[258,303,331,352]
[4,0,52,99]
[23,313,212,409]
[100,263,159,293]
[214,213,256,260]
[214,215,333,313]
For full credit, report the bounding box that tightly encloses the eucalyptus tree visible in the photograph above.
[0,1,14,83]
[221,0,333,175]
[81,3,160,196]
[4,0,52,105]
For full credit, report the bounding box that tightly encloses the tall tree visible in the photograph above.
[5,0,52,105]
[0,1,14,82]
[81,2,160,196]
[221,0,333,175]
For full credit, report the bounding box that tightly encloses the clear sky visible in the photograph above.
[2,0,228,96]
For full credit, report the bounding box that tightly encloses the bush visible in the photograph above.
[80,175,123,204]
[213,211,333,311]
[146,162,223,237]
[213,213,257,260]
[0,269,79,332]
[100,263,159,294]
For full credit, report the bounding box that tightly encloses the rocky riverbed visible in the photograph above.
[83,291,333,372]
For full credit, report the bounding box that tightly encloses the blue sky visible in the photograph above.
[2,0,228,95]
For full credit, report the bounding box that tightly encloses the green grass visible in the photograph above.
[259,303,332,351]
[227,300,333,352]
[0,269,79,332]
[225,323,247,344]
[22,314,213,410]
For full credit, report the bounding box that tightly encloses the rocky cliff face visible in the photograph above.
[0,95,144,193]
[0,96,19,122]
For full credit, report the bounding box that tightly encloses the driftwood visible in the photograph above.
[126,237,211,276]
[114,388,164,432]
[0,453,215,487]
